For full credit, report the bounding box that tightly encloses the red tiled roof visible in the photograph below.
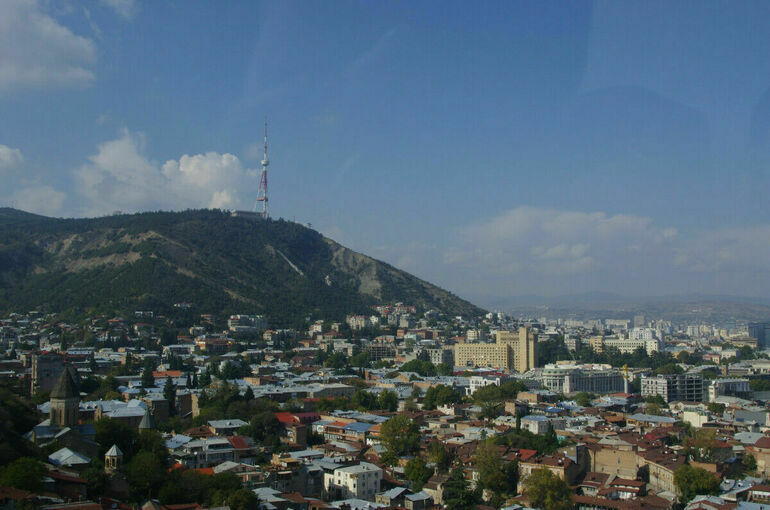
[48,471,87,484]
[610,478,645,487]
[275,412,296,424]
[227,435,249,449]
[153,370,182,378]
[164,505,202,510]
[752,436,770,449]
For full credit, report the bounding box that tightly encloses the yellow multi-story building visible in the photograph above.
[454,326,538,373]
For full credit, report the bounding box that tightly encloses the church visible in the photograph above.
[26,368,97,457]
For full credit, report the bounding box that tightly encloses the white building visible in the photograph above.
[629,327,656,341]
[519,415,565,435]
[603,337,659,355]
[468,374,509,396]
[324,462,382,501]
[346,315,371,331]
[228,315,267,334]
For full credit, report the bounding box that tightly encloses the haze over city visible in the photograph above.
[2,0,770,304]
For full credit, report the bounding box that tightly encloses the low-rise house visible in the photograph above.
[323,462,382,501]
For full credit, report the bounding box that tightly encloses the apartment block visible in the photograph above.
[453,326,537,373]
[641,373,703,403]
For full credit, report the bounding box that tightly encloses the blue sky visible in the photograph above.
[1,0,770,305]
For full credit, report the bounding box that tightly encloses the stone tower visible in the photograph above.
[105,444,124,473]
[49,368,79,427]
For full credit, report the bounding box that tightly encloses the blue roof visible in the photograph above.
[344,422,373,433]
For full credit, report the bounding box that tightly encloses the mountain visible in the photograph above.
[0,208,483,325]
[478,291,770,323]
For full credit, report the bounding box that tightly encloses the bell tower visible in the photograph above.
[49,369,79,427]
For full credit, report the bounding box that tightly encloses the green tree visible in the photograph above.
[377,390,398,412]
[653,363,684,375]
[226,488,260,510]
[574,392,596,407]
[674,464,720,504]
[141,358,156,389]
[647,403,663,416]
[350,351,371,368]
[743,453,758,475]
[239,411,281,450]
[0,385,42,462]
[423,385,463,410]
[84,462,108,497]
[126,451,167,499]
[708,402,725,414]
[351,389,377,410]
[443,466,480,510]
[503,459,519,495]
[474,440,505,494]
[739,345,755,360]
[399,359,437,377]
[522,468,573,510]
[324,352,348,369]
[427,439,452,473]
[683,428,718,462]
[94,418,139,458]
[164,376,177,416]
[403,396,418,412]
[645,394,667,406]
[0,457,45,492]
[380,415,420,466]
[404,457,434,491]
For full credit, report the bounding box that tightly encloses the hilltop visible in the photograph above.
[0,208,483,325]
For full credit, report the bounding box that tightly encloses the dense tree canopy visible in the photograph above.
[674,464,720,504]
[422,385,463,410]
[404,457,433,491]
[522,468,573,510]
[380,415,420,466]
[0,457,45,492]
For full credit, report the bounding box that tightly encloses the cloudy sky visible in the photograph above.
[1,0,770,305]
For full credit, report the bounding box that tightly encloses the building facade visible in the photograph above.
[454,327,537,372]
[641,373,704,403]
[540,364,626,394]
[323,462,382,501]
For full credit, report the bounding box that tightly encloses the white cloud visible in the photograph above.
[445,206,675,279]
[0,144,23,169]
[432,205,770,298]
[75,129,255,215]
[12,185,66,216]
[0,0,96,90]
[99,0,139,20]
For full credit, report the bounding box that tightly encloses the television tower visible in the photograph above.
[255,121,269,219]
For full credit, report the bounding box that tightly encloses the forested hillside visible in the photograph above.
[0,208,483,325]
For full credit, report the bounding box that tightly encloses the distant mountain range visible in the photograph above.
[475,292,770,323]
[0,208,483,325]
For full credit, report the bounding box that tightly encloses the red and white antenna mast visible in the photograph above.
[255,120,269,219]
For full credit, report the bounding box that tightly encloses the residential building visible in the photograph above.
[324,462,382,501]
[426,347,454,367]
[589,335,660,355]
[228,315,267,335]
[641,373,704,403]
[540,364,626,394]
[749,322,770,348]
[708,378,751,402]
[454,326,537,372]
